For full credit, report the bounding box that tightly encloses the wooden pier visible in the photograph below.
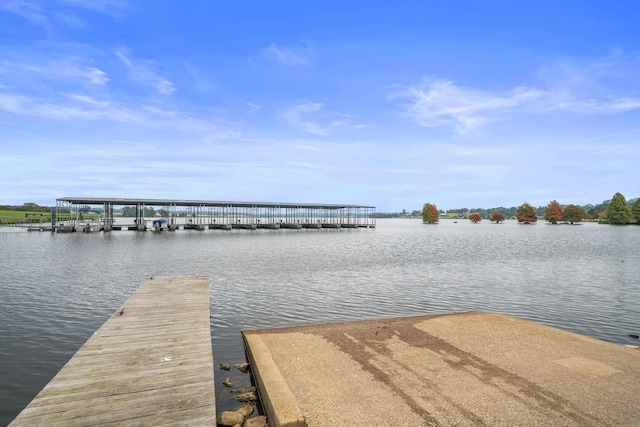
[9,276,216,427]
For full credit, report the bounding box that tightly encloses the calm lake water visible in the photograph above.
[1,218,639,424]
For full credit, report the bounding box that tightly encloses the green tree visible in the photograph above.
[631,198,640,224]
[422,203,439,223]
[489,212,506,223]
[544,200,563,224]
[607,192,632,224]
[583,204,599,220]
[17,202,49,212]
[516,203,538,223]
[121,206,136,217]
[471,208,487,218]
[563,204,584,224]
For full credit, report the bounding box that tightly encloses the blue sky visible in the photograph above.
[1,1,639,211]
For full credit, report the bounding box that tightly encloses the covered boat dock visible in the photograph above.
[52,197,376,232]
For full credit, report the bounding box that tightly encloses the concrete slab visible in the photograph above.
[243,312,640,427]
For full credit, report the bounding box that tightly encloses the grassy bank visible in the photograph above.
[0,211,99,224]
[0,210,52,224]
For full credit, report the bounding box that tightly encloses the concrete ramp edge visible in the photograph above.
[243,332,308,427]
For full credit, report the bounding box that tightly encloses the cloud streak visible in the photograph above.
[261,42,313,66]
[279,101,351,136]
[389,79,542,134]
[116,50,175,95]
[57,0,130,19]
[1,58,109,86]
[1,0,129,30]
[392,53,640,134]
[1,1,44,21]
[0,91,237,134]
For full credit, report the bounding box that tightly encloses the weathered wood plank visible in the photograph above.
[22,371,213,406]
[9,276,215,426]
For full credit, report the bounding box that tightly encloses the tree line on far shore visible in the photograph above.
[4,193,640,226]
[420,192,640,225]
[0,202,50,212]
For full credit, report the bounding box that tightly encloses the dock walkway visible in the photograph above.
[243,312,640,427]
[10,276,215,427]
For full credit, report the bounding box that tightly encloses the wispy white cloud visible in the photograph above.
[582,127,640,142]
[1,58,109,85]
[279,101,351,136]
[0,46,240,143]
[0,91,235,134]
[57,0,130,19]
[280,101,326,135]
[564,97,640,114]
[184,63,214,92]
[247,103,261,114]
[389,51,640,134]
[534,52,640,114]
[261,42,313,66]
[116,49,175,95]
[537,51,640,94]
[389,79,542,134]
[289,143,325,153]
[0,92,136,122]
[606,98,640,111]
[1,0,129,30]
[0,0,50,28]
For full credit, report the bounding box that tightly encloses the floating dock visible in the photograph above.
[243,312,640,427]
[10,276,216,427]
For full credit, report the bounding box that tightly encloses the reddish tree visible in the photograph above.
[469,213,482,223]
[429,204,439,223]
[517,203,538,223]
[489,212,506,223]
[544,200,563,224]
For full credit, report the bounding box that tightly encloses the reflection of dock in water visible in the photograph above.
[209,223,232,230]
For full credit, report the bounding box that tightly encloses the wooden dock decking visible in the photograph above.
[9,276,216,427]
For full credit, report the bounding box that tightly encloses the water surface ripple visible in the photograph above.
[1,219,639,421]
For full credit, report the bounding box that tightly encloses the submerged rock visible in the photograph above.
[217,411,245,426]
[232,391,258,402]
[245,415,268,427]
[235,362,250,373]
[231,385,257,394]
[235,403,254,419]
[220,363,231,370]
[217,403,255,426]
[223,377,233,387]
